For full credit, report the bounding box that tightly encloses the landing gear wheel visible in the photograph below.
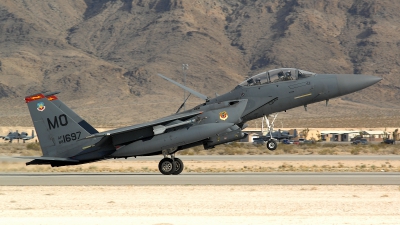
[158,158,176,175]
[266,139,277,151]
[172,158,184,175]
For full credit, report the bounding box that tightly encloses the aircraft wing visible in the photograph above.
[157,73,209,100]
[22,136,33,140]
[85,110,204,144]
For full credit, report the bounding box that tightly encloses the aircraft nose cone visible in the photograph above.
[336,74,382,96]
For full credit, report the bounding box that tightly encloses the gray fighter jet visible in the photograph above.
[264,129,298,141]
[20,67,381,175]
[2,130,35,143]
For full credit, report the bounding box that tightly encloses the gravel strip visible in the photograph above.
[1,185,399,224]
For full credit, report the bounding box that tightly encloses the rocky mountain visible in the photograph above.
[0,0,399,127]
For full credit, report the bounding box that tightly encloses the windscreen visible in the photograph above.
[238,68,316,86]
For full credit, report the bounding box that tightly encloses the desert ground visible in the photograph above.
[1,185,400,225]
[2,127,400,224]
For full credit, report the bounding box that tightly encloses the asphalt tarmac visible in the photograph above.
[2,155,400,162]
[1,172,400,185]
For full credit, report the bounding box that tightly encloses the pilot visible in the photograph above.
[298,71,309,79]
[278,71,284,79]
[247,78,254,86]
[255,78,261,85]
[285,70,292,80]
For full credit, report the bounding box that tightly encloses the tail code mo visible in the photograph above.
[47,114,68,130]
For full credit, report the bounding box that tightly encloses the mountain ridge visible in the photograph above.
[0,0,399,127]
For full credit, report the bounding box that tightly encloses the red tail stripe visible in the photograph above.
[25,94,46,103]
[47,95,58,101]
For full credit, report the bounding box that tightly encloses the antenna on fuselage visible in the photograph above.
[176,93,191,114]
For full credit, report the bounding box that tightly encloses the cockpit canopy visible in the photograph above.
[238,68,316,87]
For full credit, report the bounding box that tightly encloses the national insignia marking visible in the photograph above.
[37,102,45,112]
[219,111,228,120]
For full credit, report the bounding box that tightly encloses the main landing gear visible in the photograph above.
[262,114,278,151]
[158,150,184,175]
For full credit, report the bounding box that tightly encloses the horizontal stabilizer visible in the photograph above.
[157,73,208,100]
[15,156,79,162]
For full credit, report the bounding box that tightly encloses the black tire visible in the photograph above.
[172,158,184,175]
[266,139,277,151]
[158,158,176,175]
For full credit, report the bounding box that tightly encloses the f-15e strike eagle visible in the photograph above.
[20,68,381,175]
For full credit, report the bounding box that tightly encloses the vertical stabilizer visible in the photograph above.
[25,94,92,157]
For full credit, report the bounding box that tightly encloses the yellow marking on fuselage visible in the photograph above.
[82,145,95,150]
[294,93,312,99]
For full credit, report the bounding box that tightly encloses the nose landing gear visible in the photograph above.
[262,114,279,151]
[266,139,277,150]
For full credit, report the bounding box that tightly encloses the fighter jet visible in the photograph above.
[253,129,298,145]
[19,67,381,175]
[264,129,298,141]
[1,131,21,142]
[2,130,35,143]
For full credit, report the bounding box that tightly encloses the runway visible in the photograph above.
[1,172,400,185]
[2,155,400,162]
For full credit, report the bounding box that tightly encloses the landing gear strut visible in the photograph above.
[262,114,279,151]
[158,149,185,175]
